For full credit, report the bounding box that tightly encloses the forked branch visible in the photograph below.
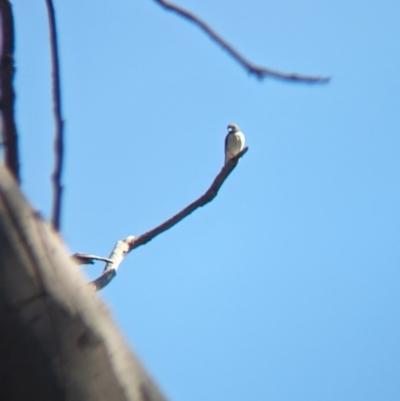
[90,147,249,291]
[153,0,330,83]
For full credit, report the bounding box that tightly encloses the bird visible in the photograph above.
[224,123,245,164]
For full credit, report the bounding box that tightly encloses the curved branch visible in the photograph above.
[0,0,20,182]
[90,148,249,291]
[44,0,65,231]
[153,0,330,83]
[130,147,248,250]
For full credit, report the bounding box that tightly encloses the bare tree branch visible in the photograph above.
[0,0,20,182]
[44,0,65,231]
[128,147,249,250]
[90,237,134,291]
[71,253,114,265]
[90,148,249,291]
[153,0,330,83]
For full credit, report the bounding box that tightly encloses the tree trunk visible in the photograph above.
[0,165,168,401]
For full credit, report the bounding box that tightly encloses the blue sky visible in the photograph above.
[11,0,400,400]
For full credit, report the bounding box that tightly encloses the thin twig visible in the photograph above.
[71,253,114,265]
[45,0,65,231]
[153,0,330,83]
[0,0,20,182]
[90,148,249,291]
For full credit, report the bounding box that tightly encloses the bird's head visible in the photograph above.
[227,123,240,133]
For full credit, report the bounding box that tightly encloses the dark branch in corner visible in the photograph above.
[0,0,20,182]
[153,0,330,83]
[90,148,249,291]
[45,0,65,231]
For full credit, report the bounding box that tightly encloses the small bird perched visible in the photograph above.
[224,123,245,164]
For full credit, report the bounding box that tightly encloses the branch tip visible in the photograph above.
[153,0,330,84]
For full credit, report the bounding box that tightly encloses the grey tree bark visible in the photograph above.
[0,165,168,401]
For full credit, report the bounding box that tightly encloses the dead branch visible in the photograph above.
[71,253,114,265]
[44,0,65,231]
[90,237,135,291]
[90,148,248,291]
[153,0,330,83]
[0,0,20,182]
[128,147,249,250]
